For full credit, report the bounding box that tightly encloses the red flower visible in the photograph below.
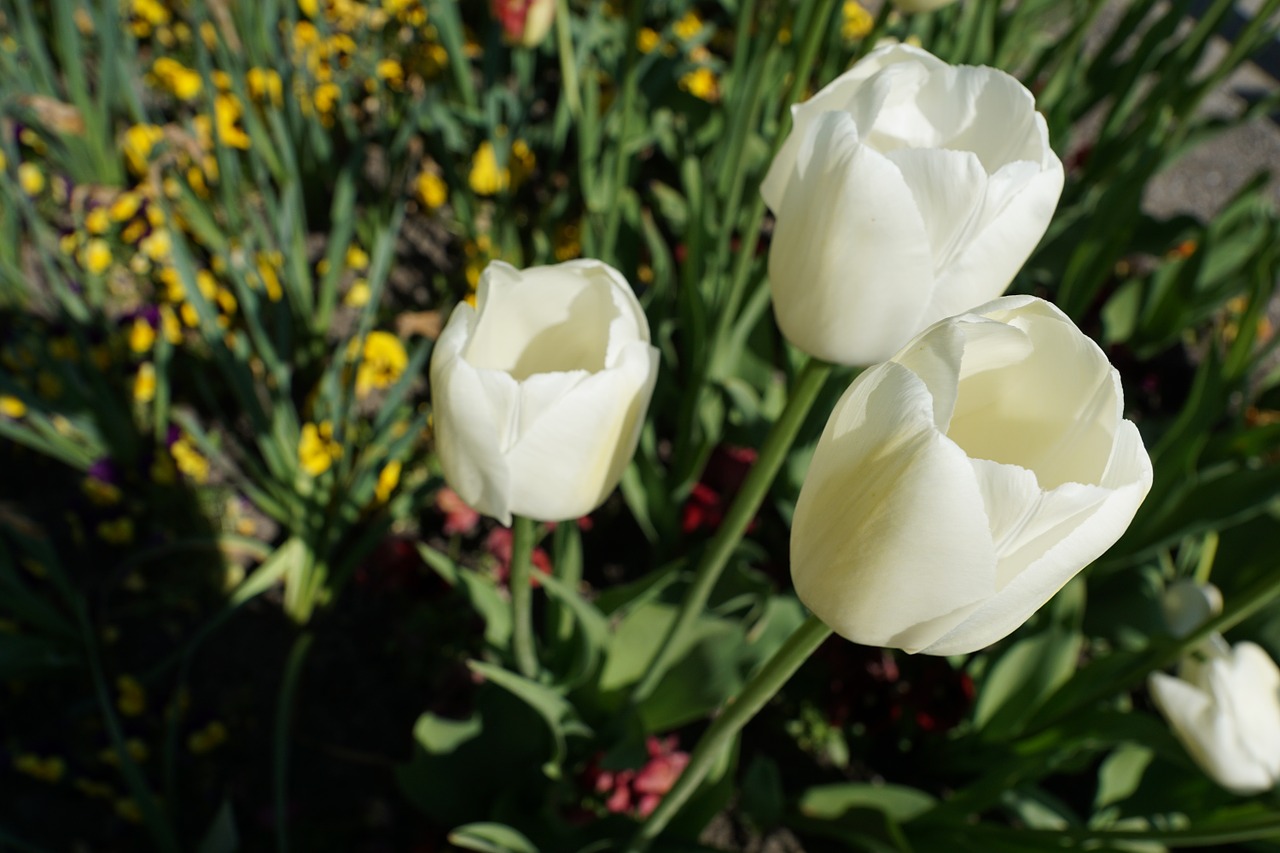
[435,487,480,536]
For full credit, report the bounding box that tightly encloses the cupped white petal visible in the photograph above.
[768,112,935,365]
[761,44,947,208]
[505,342,657,521]
[791,362,997,653]
[430,310,517,524]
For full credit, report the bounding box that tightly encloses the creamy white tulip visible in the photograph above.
[761,44,1064,366]
[790,296,1152,655]
[1162,579,1223,639]
[1150,640,1280,795]
[429,260,658,525]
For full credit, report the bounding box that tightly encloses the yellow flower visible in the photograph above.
[637,27,660,53]
[468,141,507,196]
[131,0,170,26]
[352,331,408,397]
[82,477,122,506]
[680,67,719,101]
[214,94,251,149]
[129,318,156,353]
[841,1,874,40]
[376,58,404,88]
[97,738,149,765]
[160,306,183,344]
[0,395,26,418]
[82,239,113,274]
[122,124,165,175]
[247,68,283,105]
[17,162,44,195]
[299,421,342,476]
[510,139,536,188]
[299,0,318,17]
[98,517,135,544]
[673,10,702,40]
[171,437,210,483]
[188,720,229,754]
[257,252,284,301]
[151,57,203,100]
[86,208,111,234]
[133,362,156,403]
[375,459,401,502]
[343,280,371,307]
[345,245,370,270]
[13,754,65,783]
[116,675,146,716]
[313,82,341,121]
[554,220,581,261]
[415,170,447,209]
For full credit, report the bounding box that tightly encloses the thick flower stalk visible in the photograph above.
[1149,640,1280,795]
[791,296,1152,655]
[762,44,1064,366]
[430,260,659,525]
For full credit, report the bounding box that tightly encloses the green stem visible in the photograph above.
[599,0,645,261]
[627,615,833,851]
[631,357,833,703]
[554,0,581,119]
[274,631,314,853]
[510,515,539,679]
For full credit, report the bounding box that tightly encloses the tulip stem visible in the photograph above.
[510,514,539,679]
[626,614,833,852]
[631,357,833,704]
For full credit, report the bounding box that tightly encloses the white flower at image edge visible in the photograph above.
[1149,641,1280,795]
[429,260,659,525]
[790,295,1153,655]
[761,43,1064,366]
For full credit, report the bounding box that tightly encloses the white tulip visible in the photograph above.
[761,44,1064,366]
[1149,640,1280,795]
[1162,579,1223,639]
[429,260,659,525]
[790,296,1152,655]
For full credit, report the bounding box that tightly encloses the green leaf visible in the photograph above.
[468,660,592,778]
[536,570,608,687]
[448,823,540,853]
[1095,744,1155,811]
[741,755,784,829]
[799,783,937,824]
[195,799,239,853]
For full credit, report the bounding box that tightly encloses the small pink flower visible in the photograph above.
[436,487,480,536]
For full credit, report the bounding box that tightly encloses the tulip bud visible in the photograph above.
[761,44,1064,366]
[491,0,556,48]
[790,296,1152,655]
[429,260,659,525]
[1162,579,1223,639]
[1149,641,1280,794]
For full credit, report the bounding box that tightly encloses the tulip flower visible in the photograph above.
[429,260,658,525]
[1149,640,1280,794]
[761,44,1064,366]
[790,296,1152,655]
[491,0,555,48]
[1162,579,1223,639]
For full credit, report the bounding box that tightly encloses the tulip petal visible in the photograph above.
[505,342,657,521]
[1151,657,1280,795]
[430,313,517,524]
[768,112,935,365]
[791,362,996,653]
[761,44,946,209]
[931,154,1063,320]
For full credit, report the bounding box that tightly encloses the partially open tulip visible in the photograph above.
[761,44,1064,366]
[790,296,1152,655]
[1149,640,1280,794]
[1162,579,1223,639]
[430,260,658,525]
[491,0,556,48]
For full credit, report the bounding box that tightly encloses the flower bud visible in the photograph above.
[429,260,658,525]
[491,0,556,48]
